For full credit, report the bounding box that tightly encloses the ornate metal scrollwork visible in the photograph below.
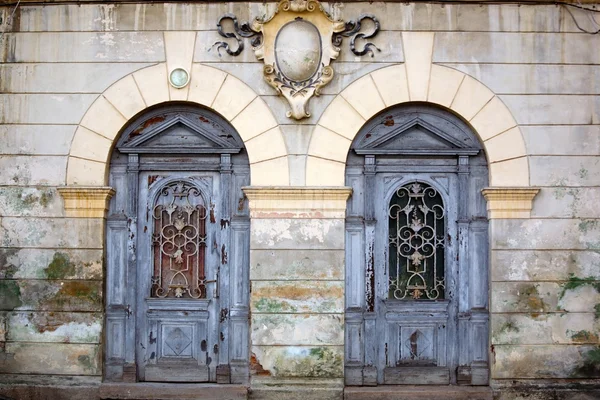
[388,182,446,300]
[151,181,208,299]
[333,14,381,57]
[213,14,262,57]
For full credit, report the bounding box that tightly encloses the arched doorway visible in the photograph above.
[344,104,490,386]
[104,104,250,384]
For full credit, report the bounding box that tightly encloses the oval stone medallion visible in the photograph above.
[275,19,322,82]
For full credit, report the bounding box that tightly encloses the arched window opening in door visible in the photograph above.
[389,181,446,301]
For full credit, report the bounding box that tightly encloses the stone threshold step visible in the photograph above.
[250,387,343,400]
[99,383,248,400]
[344,385,493,400]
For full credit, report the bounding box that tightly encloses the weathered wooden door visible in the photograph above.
[137,173,220,382]
[345,105,490,386]
[105,105,251,384]
[375,173,458,385]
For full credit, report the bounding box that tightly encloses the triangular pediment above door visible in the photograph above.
[117,108,244,154]
[353,108,481,156]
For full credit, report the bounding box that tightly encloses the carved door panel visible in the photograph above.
[375,174,458,385]
[136,173,220,382]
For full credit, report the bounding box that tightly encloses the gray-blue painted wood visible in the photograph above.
[345,105,490,386]
[105,105,250,384]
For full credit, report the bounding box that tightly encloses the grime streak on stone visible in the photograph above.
[0,280,22,310]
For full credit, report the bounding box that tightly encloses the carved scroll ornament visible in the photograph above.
[214,0,380,120]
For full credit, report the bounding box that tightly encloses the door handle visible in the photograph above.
[204,268,220,299]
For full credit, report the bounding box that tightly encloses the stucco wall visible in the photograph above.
[0,1,599,387]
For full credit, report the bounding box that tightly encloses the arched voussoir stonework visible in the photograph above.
[66,63,289,187]
[309,54,529,188]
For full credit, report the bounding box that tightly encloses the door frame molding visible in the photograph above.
[344,104,491,386]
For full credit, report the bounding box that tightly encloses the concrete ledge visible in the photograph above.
[250,386,343,400]
[494,388,600,400]
[0,385,101,400]
[344,385,493,400]
[99,383,248,400]
[250,378,344,400]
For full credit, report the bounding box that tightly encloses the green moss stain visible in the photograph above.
[579,168,589,179]
[499,321,520,334]
[60,282,101,303]
[44,252,76,280]
[492,320,521,343]
[570,330,599,343]
[292,347,342,377]
[0,280,22,310]
[0,188,54,213]
[47,281,102,311]
[594,304,600,320]
[254,298,297,313]
[574,347,600,377]
[559,273,600,300]
[579,219,599,234]
[0,249,18,279]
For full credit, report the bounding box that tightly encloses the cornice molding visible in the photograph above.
[481,187,540,219]
[57,186,115,218]
[242,186,352,219]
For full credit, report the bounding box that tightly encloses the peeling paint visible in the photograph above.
[250,352,271,376]
[44,253,76,280]
[9,312,101,343]
[366,239,374,312]
[221,244,227,265]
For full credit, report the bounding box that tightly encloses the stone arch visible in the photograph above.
[66,63,289,187]
[308,59,528,187]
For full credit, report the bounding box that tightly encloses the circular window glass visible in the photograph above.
[169,68,190,89]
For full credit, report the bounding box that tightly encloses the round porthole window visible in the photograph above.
[169,68,190,89]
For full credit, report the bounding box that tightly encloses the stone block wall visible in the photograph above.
[0,0,599,388]
[244,188,350,382]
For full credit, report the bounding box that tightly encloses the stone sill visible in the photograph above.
[2,0,600,3]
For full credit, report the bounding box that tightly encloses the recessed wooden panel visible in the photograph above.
[384,366,450,385]
[161,324,194,358]
[106,317,125,360]
[398,326,436,366]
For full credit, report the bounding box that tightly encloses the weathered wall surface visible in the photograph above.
[0,0,599,389]
[244,189,350,383]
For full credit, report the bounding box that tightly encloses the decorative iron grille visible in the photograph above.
[151,181,207,299]
[388,182,446,300]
